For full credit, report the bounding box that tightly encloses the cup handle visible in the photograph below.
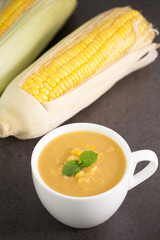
[129,150,158,190]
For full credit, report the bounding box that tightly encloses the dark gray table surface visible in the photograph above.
[0,0,160,239]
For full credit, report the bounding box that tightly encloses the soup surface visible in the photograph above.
[38,131,126,197]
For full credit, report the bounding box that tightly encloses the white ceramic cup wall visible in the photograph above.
[31,123,158,228]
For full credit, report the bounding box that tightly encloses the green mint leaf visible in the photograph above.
[63,160,82,176]
[79,151,98,167]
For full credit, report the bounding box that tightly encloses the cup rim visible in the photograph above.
[31,122,132,200]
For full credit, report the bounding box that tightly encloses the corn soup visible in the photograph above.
[38,131,126,197]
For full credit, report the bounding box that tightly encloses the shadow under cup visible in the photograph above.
[31,123,158,228]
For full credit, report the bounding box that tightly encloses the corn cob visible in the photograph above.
[0,6,159,139]
[0,0,77,94]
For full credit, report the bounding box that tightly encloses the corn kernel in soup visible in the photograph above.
[38,131,126,197]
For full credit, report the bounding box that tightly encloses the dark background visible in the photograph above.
[0,0,160,239]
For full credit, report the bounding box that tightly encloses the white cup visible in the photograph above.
[31,123,158,228]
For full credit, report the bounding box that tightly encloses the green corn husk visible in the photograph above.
[0,0,77,94]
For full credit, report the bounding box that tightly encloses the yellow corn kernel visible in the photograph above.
[22,84,29,91]
[30,87,39,96]
[0,0,36,38]
[33,80,43,88]
[22,8,151,103]
[43,82,51,90]
[76,170,84,178]
[39,92,48,101]
[34,95,43,103]
[72,148,81,156]
[89,165,97,175]
[77,177,90,184]
[98,152,103,158]
[40,88,49,95]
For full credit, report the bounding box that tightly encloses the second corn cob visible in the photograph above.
[0,0,77,94]
[0,6,158,139]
